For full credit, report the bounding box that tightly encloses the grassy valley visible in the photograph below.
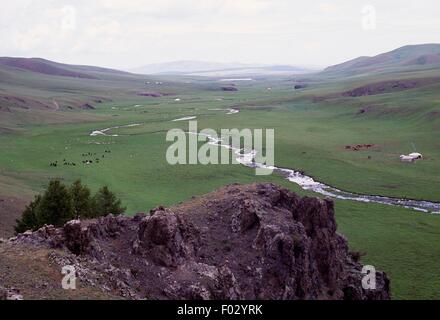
[1,45,440,299]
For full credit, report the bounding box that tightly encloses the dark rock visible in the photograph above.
[80,103,95,110]
[6,183,391,300]
[342,78,440,97]
[137,208,200,267]
[0,286,7,300]
[138,92,163,97]
[64,220,92,255]
[221,86,238,92]
[0,286,23,300]
[230,199,262,233]
[138,92,174,98]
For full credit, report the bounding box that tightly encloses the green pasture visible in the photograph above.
[1,74,440,299]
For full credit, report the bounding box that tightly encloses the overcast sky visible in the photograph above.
[1,0,439,69]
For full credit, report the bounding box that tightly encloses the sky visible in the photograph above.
[1,0,439,69]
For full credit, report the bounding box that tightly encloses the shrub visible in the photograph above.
[14,195,42,234]
[37,180,75,227]
[15,180,125,234]
[349,251,366,263]
[70,179,93,219]
[92,186,126,217]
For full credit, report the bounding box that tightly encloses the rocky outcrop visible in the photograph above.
[221,86,238,92]
[0,286,6,300]
[137,207,200,267]
[5,183,390,300]
[137,92,174,97]
[0,285,23,300]
[80,103,95,110]
[342,78,440,97]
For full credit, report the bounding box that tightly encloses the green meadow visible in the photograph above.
[1,73,440,299]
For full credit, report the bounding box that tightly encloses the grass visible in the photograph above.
[335,200,440,300]
[1,69,440,299]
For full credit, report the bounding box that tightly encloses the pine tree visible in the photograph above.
[37,180,74,227]
[15,180,125,234]
[70,179,93,219]
[14,195,42,234]
[92,186,126,217]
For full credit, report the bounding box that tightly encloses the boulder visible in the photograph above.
[137,208,200,267]
[221,86,238,92]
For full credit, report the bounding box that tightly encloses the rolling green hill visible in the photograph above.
[324,43,440,75]
[0,57,203,128]
[0,57,135,79]
[0,46,440,299]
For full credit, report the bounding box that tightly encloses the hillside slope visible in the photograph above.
[324,44,440,75]
[0,183,390,300]
[0,57,191,126]
[0,57,133,80]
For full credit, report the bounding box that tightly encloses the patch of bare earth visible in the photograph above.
[0,196,27,239]
[0,244,119,300]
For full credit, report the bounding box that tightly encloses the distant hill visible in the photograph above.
[0,57,133,80]
[0,57,152,119]
[324,44,440,75]
[131,60,315,76]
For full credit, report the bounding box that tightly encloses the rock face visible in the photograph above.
[6,183,390,300]
[0,285,23,300]
[221,86,238,92]
[137,208,200,267]
[0,286,6,300]
[80,103,95,110]
[342,78,440,97]
[137,92,174,97]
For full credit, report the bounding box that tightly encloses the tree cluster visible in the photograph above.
[15,180,125,234]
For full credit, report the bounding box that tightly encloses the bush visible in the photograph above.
[92,186,126,217]
[70,179,93,219]
[14,195,42,234]
[37,180,75,227]
[349,251,366,263]
[15,179,125,234]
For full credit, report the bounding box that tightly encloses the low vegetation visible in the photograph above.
[14,180,125,234]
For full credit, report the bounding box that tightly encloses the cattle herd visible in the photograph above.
[49,150,112,167]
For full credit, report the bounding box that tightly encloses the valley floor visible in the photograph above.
[1,77,440,299]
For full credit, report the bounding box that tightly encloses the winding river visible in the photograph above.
[90,123,142,136]
[194,132,440,214]
[89,120,440,214]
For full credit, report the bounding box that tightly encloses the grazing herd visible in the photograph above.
[345,144,375,151]
[49,150,112,168]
